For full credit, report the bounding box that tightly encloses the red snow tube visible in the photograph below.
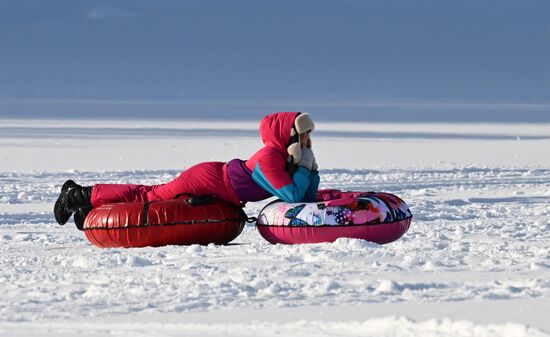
[83,196,246,248]
[256,191,412,245]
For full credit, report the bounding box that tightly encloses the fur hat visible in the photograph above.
[287,112,314,165]
[294,112,315,134]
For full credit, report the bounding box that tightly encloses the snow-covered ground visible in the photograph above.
[1,118,549,336]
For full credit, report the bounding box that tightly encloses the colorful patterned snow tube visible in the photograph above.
[257,191,412,244]
[83,196,246,248]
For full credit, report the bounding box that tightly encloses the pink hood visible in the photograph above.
[259,112,300,155]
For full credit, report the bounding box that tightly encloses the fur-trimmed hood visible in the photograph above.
[259,112,314,164]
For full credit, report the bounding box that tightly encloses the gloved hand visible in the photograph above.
[311,154,318,171]
[299,147,315,170]
[306,138,318,171]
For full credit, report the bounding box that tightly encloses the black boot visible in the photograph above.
[73,206,93,231]
[53,180,93,226]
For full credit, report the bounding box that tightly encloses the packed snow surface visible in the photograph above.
[1,119,549,336]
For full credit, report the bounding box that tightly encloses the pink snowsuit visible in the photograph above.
[90,112,320,207]
[91,161,241,207]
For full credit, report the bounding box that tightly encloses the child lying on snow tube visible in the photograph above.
[54,112,320,230]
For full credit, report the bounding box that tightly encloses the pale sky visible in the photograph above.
[1,0,549,121]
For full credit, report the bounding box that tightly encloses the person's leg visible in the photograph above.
[90,162,229,206]
[55,161,239,227]
[91,184,153,206]
[55,181,154,227]
[146,162,239,204]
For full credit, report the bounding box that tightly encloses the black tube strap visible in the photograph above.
[142,201,150,226]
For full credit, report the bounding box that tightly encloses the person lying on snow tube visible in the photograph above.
[53,112,320,230]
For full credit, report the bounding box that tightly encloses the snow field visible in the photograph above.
[0,119,549,336]
[1,316,548,337]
